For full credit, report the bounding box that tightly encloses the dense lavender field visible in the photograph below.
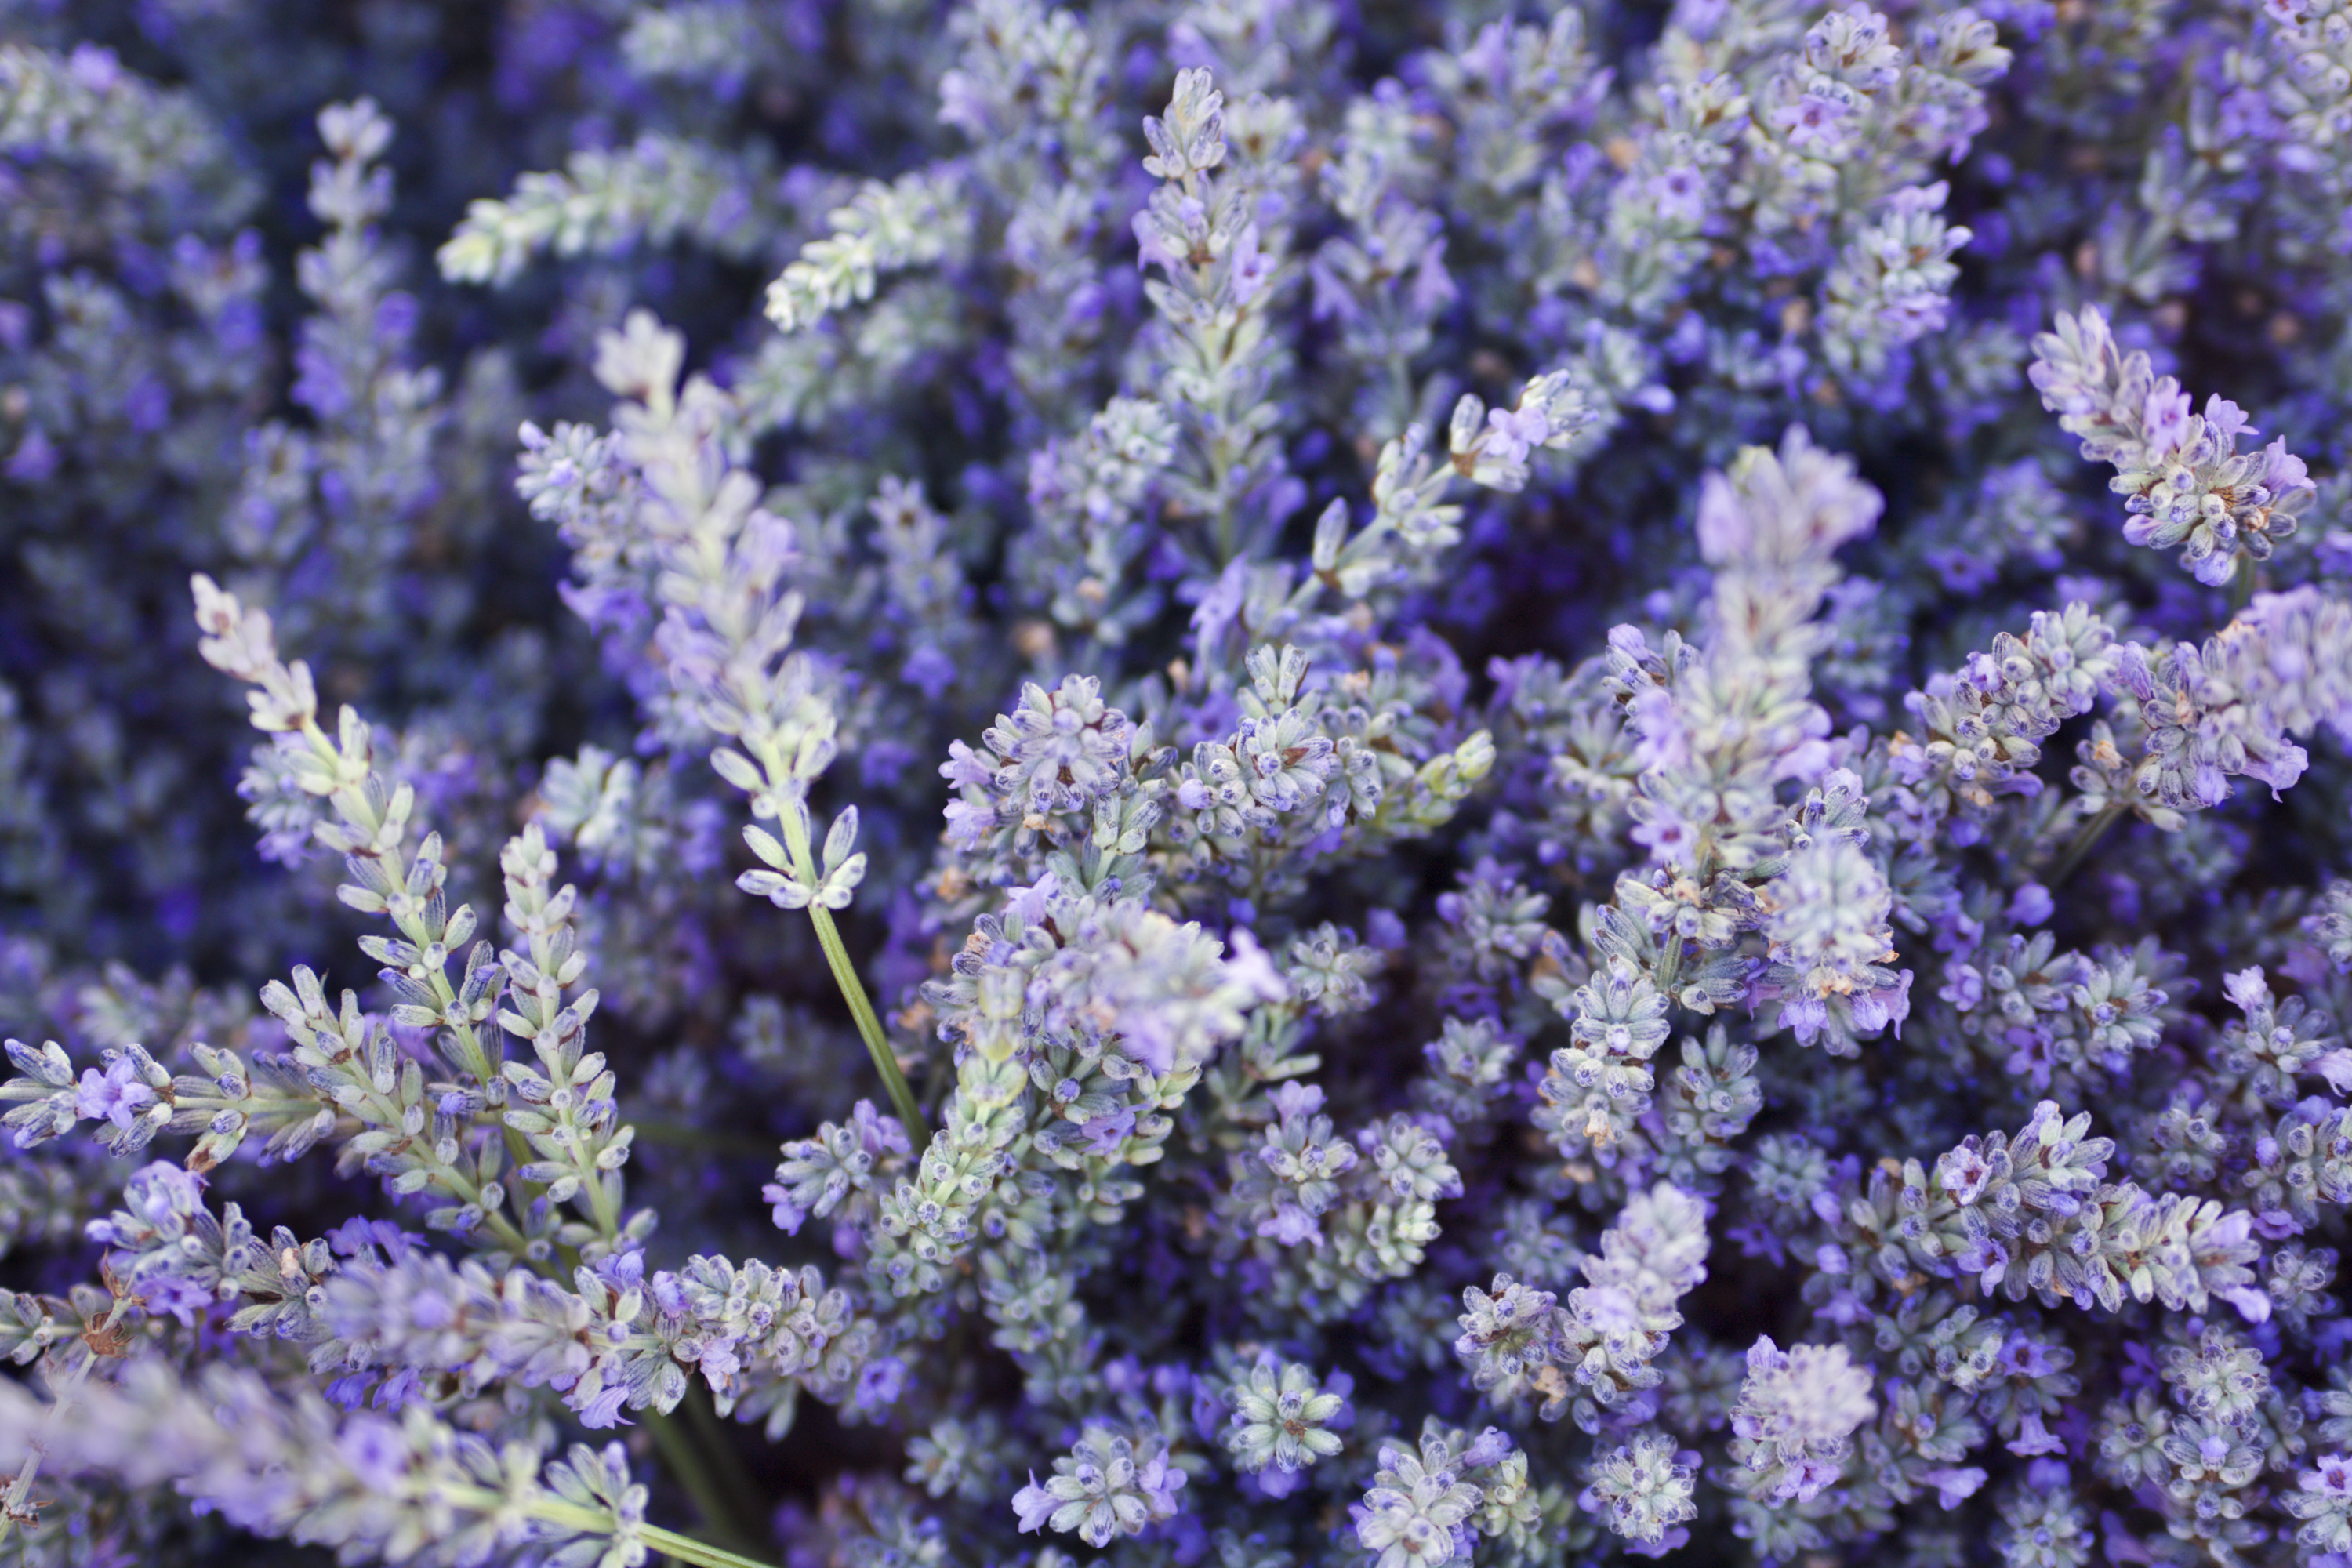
[5,0,2352,1563]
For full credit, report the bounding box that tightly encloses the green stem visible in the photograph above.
[643,1407,760,1557]
[583,1155,622,1243]
[776,808,926,1146]
[521,1499,771,1568]
[1653,936,1682,1005]
[2048,801,2127,887]
[0,1305,120,1547]
[680,1384,764,1537]
[640,1524,778,1568]
[2227,554,2256,617]
[808,902,924,1142]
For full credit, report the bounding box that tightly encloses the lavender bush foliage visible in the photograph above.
[7,0,2352,1564]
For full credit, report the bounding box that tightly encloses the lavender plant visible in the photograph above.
[9,0,2352,1563]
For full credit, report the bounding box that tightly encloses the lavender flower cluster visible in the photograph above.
[8,0,2352,1564]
